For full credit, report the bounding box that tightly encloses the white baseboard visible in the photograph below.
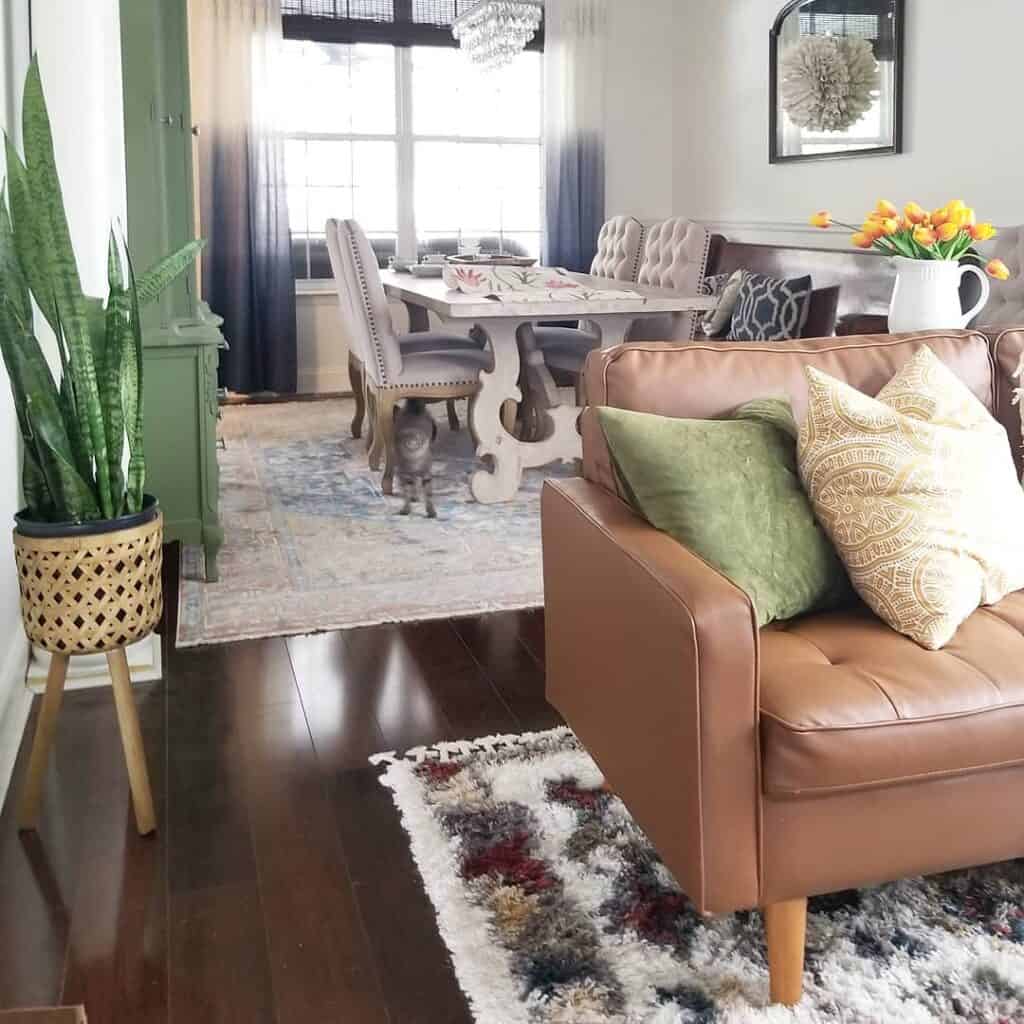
[26,633,163,692]
[0,632,31,817]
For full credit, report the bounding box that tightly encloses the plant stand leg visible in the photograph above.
[107,647,156,836]
[17,653,70,832]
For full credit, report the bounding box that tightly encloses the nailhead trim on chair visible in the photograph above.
[346,228,390,386]
[377,378,480,391]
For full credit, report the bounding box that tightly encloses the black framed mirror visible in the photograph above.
[770,0,904,163]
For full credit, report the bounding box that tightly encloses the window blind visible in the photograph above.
[798,0,898,62]
[282,0,545,49]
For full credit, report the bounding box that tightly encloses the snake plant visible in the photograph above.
[0,57,204,525]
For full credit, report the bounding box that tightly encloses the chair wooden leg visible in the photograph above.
[501,399,518,437]
[764,897,807,1006]
[446,399,460,431]
[368,390,389,471]
[107,647,156,837]
[348,353,366,440]
[377,394,397,495]
[17,653,69,832]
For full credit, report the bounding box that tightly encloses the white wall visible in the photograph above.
[670,0,1024,244]
[0,0,32,812]
[0,0,128,810]
[603,0,674,221]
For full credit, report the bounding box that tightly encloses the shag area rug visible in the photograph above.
[176,398,570,647]
[375,728,1024,1023]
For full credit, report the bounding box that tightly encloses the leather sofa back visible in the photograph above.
[581,331,1009,495]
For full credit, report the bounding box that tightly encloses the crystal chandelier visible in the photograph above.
[452,0,544,71]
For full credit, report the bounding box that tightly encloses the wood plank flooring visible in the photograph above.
[0,544,558,1023]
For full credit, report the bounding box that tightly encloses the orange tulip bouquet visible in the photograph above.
[810,200,1010,281]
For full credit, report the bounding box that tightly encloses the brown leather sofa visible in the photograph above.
[541,327,1024,1006]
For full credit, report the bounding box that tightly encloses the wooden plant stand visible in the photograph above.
[13,510,164,837]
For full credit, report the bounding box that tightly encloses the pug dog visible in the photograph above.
[392,398,438,518]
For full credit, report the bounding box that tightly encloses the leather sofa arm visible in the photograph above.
[541,478,762,914]
[978,326,1024,476]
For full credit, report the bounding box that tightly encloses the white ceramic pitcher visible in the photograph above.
[888,256,990,332]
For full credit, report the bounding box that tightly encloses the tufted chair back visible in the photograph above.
[326,218,403,386]
[590,216,646,282]
[978,226,1024,327]
[631,217,712,341]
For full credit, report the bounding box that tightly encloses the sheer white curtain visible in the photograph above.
[543,0,607,272]
[192,0,297,394]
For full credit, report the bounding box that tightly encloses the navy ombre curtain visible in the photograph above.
[192,0,297,394]
[543,0,607,273]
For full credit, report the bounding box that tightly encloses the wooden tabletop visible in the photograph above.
[381,269,715,320]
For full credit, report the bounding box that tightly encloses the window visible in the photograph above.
[282,40,543,280]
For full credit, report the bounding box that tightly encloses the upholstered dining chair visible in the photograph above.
[514,217,646,440]
[338,236,484,443]
[524,218,713,438]
[326,219,492,493]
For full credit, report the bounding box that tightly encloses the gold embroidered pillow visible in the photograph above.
[797,346,1024,650]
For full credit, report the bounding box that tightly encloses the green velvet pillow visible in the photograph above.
[597,400,850,626]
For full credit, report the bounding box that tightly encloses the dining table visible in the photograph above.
[380,268,715,504]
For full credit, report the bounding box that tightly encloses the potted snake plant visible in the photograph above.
[1,57,203,660]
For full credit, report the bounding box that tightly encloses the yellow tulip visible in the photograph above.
[947,199,967,216]
[860,219,884,241]
[904,202,928,225]
[809,210,832,229]
[931,207,950,227]
[880,217,901,236]
[962,207,977,227]
[936,222,961,242]
[913,226,937,247]
[876,199,900,219]
[970,222,997,242]
[986,258,1011,281]
[851,232,874,250]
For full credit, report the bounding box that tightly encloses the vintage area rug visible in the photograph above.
[375,728,1024,1023]
[176,399,570,647]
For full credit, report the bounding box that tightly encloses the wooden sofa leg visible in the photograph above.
[764,898,807,1006]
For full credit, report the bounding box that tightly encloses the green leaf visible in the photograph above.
[3,134,58,330]
[122,239,146,513]
[2,318,99,521]
[101,233,129,512]
[20,443,54,520]
[22,57,113,518]
[0,186,31,324]
[134,238,205,307]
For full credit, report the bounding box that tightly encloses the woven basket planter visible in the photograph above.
[13,499,163,656]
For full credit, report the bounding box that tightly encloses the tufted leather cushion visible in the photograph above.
[631,218,712,341]
[590,216,645,282]
[978,226,1024,326]
[760,592,1024,797]
[326,219,403,386]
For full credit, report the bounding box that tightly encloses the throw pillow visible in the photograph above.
[730,272,813,342]
[798,346,1024,650]
[701,269,745,338]
[699,272,735,297]
[598,403,850,626]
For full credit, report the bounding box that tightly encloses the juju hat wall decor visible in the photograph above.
[779,34,878,133]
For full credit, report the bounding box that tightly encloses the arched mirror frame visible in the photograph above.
[769,0,905,164]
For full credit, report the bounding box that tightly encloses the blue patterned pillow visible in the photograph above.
[729,272,813,342]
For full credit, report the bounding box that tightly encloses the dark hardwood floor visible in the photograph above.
[0,544,558,1023]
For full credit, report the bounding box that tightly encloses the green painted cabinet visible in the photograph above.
[120,0,224,580]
